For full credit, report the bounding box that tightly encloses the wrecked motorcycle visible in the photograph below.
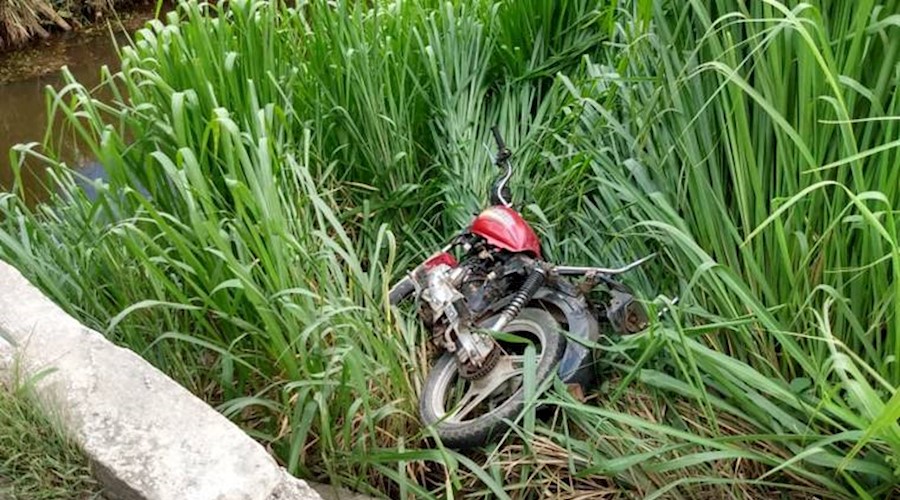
[389,127,652,448]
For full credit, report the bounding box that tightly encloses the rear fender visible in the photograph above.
[531,287,600,389]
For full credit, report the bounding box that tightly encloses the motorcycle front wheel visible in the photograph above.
[418,307,565,449]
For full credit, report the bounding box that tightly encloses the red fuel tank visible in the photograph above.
[469,205,542,257]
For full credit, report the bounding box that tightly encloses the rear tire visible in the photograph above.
[418,307,565,449]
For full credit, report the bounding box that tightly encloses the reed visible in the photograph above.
[1,0,898,497]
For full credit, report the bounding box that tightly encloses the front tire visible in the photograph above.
[389,276,415,305]
[418,307,565,449]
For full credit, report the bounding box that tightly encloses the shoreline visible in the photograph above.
[0,1,158,51]
[0,4,167,85]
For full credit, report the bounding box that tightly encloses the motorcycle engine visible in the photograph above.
[457,252,524,319]
[415,246,527,341]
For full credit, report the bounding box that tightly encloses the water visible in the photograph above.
[0,10,160,201]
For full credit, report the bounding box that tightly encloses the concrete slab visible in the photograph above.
[0,260,323,500]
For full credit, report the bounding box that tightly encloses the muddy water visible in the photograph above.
[0,8,163,200]
[0,31,125,196]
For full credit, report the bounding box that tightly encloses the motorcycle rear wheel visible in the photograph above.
[418,307,564,449]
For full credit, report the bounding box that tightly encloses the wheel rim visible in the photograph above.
[426,317,549,425]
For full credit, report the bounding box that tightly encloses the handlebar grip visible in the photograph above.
[388,275,415,305]
[491,126,507,152]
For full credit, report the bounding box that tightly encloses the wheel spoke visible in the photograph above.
[448,356,524,422]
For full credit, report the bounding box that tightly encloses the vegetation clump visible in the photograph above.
[1,0,900,498]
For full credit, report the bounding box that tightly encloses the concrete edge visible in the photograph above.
[0,259,323,500]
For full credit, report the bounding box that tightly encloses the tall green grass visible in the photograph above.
[1,0,899,497]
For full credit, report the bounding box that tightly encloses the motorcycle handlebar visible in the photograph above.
[491,126,511,167]
[491,126,507,152]
[554,253,657,276]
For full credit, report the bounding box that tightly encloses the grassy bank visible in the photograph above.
[1,0,899,497]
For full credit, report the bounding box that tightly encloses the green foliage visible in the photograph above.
[1,0,900,497]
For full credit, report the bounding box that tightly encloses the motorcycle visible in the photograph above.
[389,127,653,449]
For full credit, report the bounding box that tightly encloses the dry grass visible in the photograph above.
[0,0,146,49]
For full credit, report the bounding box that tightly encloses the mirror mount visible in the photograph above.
[490,126,513,207]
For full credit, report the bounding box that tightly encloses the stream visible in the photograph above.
[0,10,160,201]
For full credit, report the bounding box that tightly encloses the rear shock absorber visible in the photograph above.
[489,266,546,332]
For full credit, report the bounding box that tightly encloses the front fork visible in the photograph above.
[484,265,548,333]
[439,263,552,371]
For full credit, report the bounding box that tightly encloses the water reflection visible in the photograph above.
[0,27,134,199]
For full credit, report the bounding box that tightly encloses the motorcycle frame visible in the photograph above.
[388,126,654,388]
